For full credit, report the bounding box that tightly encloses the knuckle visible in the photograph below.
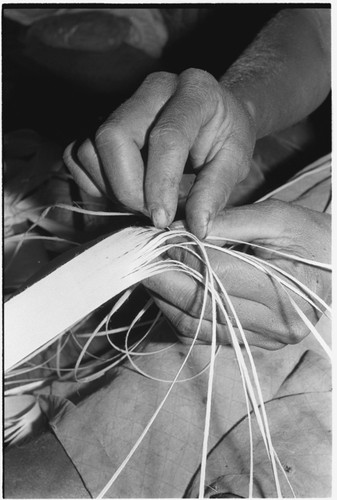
[95,122,122,150]
[181,68,215,85]
[140,72,178,101]
[143,71,177,87]
[275,304,313,345]
[173,313,195,338]
[179,69,220,105]
[134,72,178,107]
[149,124,188,150]
[288,321,309,344]
[95,124,112,148]
[290,301,318,343]
[172,310,209,340]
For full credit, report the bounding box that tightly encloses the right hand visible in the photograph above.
[144,201,331,350]
[64,69,256,239]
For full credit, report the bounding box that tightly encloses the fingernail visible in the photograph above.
[151,207,169,228]
[197,213,211,240]
[170,220,187,231]
[185,217,206,240]
[205,217,213,238]
[195,225,206,240]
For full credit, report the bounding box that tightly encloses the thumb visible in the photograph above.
[207,200,291,244]
[185,155,244,240]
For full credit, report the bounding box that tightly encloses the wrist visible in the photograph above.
[221,76,267,139]
[219,82,258,147]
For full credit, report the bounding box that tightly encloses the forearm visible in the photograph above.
[220,8,331,139]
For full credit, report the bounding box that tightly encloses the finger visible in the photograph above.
[164,244,286,307]
[63,141,105,197]
[95,127,145,212]
[170,219,187,231]
[144,262,293,342]
[185,91,254,239]
[186,146,251,239]
[210,201,332,266]
[95,72,178,214]
[145,70,216,229]
[207,200,291,243]
[152,293,286,350]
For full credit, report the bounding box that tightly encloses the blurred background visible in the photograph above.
[3,5,330,148]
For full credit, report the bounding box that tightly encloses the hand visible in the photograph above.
[63,69,256,239]
[144,200,331,350]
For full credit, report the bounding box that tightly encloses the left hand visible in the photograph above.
[144,200,331,350]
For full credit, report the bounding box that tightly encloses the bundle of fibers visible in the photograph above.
[4,154,331,498]
[4,229,331,497]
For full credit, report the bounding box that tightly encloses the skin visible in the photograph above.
[4,202,331,498]
[64,8,331,347]
[145,201,331,349]
[4,8,332,498]
[64,70,255,238]
[64,9,330,239]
